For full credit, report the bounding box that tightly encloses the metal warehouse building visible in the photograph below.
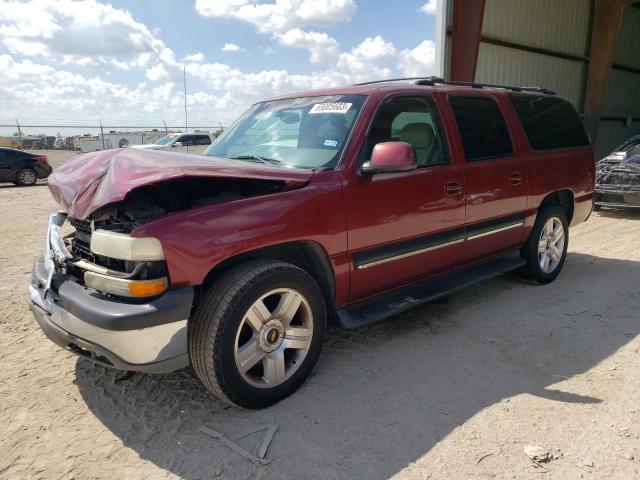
[436,0,640,158]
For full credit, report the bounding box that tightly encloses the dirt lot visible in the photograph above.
[1,150,639,479]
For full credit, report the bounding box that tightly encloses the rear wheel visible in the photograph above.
[15,168,38,186]
[519,205,569,284]
[189,260,326,408]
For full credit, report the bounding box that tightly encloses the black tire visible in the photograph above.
[593,204,602,211]
[189,260,326,408]
[15,168,38,186]
[519,205,569,284]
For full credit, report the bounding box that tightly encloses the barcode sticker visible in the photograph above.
[309,102,352,114]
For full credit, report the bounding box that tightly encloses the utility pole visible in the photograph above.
[15,118,23,148]
[99,120,105,150]
[163,120,168,133]
[183,66,188,133]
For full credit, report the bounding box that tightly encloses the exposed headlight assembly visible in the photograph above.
[90,230,164,261]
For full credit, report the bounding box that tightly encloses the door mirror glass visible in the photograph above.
[173,142,182,147]
[361,141,417,174]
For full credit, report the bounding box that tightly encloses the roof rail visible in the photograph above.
[353,77,436,86]
[354,76,556,95]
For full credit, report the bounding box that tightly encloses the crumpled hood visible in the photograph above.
[48,148,314,219]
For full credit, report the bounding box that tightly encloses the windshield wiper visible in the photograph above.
[230,155,281,165]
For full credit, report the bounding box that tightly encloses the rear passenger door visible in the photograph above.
[448,95,527,262]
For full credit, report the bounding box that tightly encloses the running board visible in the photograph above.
[336,252,526,329]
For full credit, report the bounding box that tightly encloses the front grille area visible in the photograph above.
[66,216,168,281]
[68,217,96,263]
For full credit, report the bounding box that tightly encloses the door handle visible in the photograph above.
[509,172,522,186]
[445,179,464,196]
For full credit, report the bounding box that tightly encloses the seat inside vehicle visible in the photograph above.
[398,122,435,166]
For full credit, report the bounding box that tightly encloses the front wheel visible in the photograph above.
[189,260,326,408]
[519,205,569,284]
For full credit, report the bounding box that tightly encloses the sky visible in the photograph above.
[0,0,438,135]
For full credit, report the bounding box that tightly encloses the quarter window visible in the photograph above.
[449,96,514,161]
[509,94,590,150]
[363,96,449,167]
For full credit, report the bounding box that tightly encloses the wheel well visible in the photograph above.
[198,241,335,309]
[540,190,574,223]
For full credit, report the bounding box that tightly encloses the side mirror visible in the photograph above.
[361,141,417,174]
[173,142,182,147]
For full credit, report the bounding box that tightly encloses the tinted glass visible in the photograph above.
[509,94,590,150]
[449,96,513,161]
[363,96,448,167]
[195,135,211,145]
[179,135,194,146]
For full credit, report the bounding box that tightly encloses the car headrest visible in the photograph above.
[398,123,435,149]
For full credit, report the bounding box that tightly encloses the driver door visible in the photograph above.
[343,95,466,299]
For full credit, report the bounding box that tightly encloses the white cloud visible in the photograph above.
[275,29,340,63]
[0,0,439,132]
[398,40,437,77]
[352,36,396,61]
[420,0,437,15]
[183,52,205,62]
[222,42,244,52]
[195,0,356,33]
[0,0,164,69]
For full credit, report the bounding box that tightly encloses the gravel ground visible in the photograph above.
[1,150,639,479]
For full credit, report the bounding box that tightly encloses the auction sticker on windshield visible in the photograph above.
[309,102,352,114]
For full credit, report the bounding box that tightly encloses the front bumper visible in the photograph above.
[595,188,640,208]
[27,211,193,373]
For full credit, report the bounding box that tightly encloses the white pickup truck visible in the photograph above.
[132,132,213,155]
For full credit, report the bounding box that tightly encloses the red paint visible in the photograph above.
[47,147,312,219]
[450,0,486,82]
[49,83,595,310]
[366,142,417,172]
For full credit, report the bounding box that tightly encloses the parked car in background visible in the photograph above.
[131,132,213,155]
[595,135,640,209]
[29,77,594,408]
[0,147,51,186]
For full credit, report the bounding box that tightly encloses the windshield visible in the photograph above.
[204,94,367,169]
[154,134,177,145]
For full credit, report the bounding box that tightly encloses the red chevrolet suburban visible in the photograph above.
[29,77,595,408]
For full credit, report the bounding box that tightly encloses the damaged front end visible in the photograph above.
[595,154,640,209]
[65,176,290,299]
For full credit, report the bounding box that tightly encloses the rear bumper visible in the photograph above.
[27,211,193,373]
[595,189,640,208]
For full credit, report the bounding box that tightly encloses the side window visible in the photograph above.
[195,135,211,145]
[509,94,590,150]
[449,96,513,161]
[179,135,194,146]
[362,96,448,167]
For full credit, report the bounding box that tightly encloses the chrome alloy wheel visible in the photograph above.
[234,288,314,388]
[538,217,565,273]
[18,169,37,185]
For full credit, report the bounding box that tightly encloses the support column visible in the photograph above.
[449,0,486,81]
[583,0,624,142]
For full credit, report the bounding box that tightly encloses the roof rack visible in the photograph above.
[354,76,555,95]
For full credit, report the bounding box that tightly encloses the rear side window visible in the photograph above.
[449,96,513,161]
[195,135,211,145]
[509,94,590,150]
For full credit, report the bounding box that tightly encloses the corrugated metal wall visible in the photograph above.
[475,0,640,159]
[476,44,585,107]
[596,5,640,158]
[477,0,591,110]
[481,0,592,57]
